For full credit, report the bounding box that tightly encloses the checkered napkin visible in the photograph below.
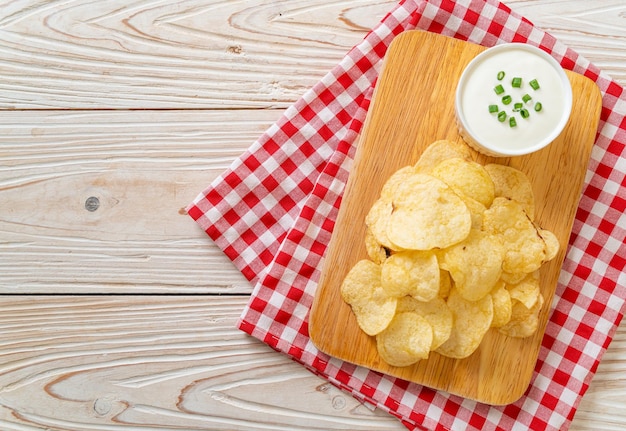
[187,0,626,429]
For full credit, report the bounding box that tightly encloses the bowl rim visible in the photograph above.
[455,42,573,157]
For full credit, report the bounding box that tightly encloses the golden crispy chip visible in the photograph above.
[347,141,557,356]
[381,251,440,301]
[376,312,433,367]
[439,269,452,300]
[539,228,560,262]
[340,260,397,336]
[414,140,473,174]
[397,296,453,350]
[365,227,389,265]
[430,157,496,207]
[483,197,546,274]
[439,229,503,302]
[435,288,493,359]
[500,271,528,285]
[386,174,472,250]
[381,165,417,200]
[365,198,397,250]
[484,164,535,219]
[461,195,487,229]
[498,294,544,338]
[490,281,512,328]
[506,271,541,309]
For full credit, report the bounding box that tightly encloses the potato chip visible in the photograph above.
[539,228,560,262]
[381,251,440,301]
[498,294,544,338]
[381,165,417,200]
[414,139,473,174]
[365,227,389,265]
[436,288,493,359]
[365,198,397,250]
[439,269,452,300]
[386,174,472,250]
[500,271,528,285]
[439,229,503,301]
[376,312,433,367]
[340,260,397,336]
[461,195,487,229]
[397,296,453,350]
[344,140,558,359]
[430,157,495,208]
[484,163,535,219]
[506,270,541,309]
[490,281,512,328]
[483,197,546,274]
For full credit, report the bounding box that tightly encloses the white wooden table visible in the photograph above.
[0,1,624,429]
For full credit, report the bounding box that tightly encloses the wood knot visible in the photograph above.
[93,397,112,415]
[85,196,100,212]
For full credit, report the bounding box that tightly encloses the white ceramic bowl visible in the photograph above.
[455,43,572,157]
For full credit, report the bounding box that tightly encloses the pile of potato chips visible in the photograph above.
[340,140,560,367]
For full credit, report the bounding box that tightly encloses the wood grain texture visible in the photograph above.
[507,0,626,84]
[0,0,623,110]
[0,296,622,431]
[0,296,403,430]
[0,0,624,430]
[0,0,396,110]
[310,30,602,405]
[0,109,281,293]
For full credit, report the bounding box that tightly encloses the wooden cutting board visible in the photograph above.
[309,31,602,405]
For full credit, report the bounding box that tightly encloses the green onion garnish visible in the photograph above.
[488,74,545,129]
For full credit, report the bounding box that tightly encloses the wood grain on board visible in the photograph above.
[310,31,602,405]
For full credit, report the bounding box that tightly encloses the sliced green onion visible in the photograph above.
[509,117,517,128]
[529,79,540,90]
[520,108,530,119]
[489,104,499,113]
[513,102,523,112]
[534,102,543,112]
[522,94,532,103]
[511,77,522,88]
[497,71,505,80]
[497,111,507,122]
[502,95,512,105]
[494,84,505,95]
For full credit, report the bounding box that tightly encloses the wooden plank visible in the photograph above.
[310,31,602,405]
[508,0,626,84]
[0,295,622,430]
[0,296,405,431]
[0,0,396,110]
[0,1,623,110]
[0,109,283,293]
[0,0,624,429]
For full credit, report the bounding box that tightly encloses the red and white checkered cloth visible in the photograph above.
[187,0,626,429]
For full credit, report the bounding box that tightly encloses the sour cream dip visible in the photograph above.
[455,43,572,157]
